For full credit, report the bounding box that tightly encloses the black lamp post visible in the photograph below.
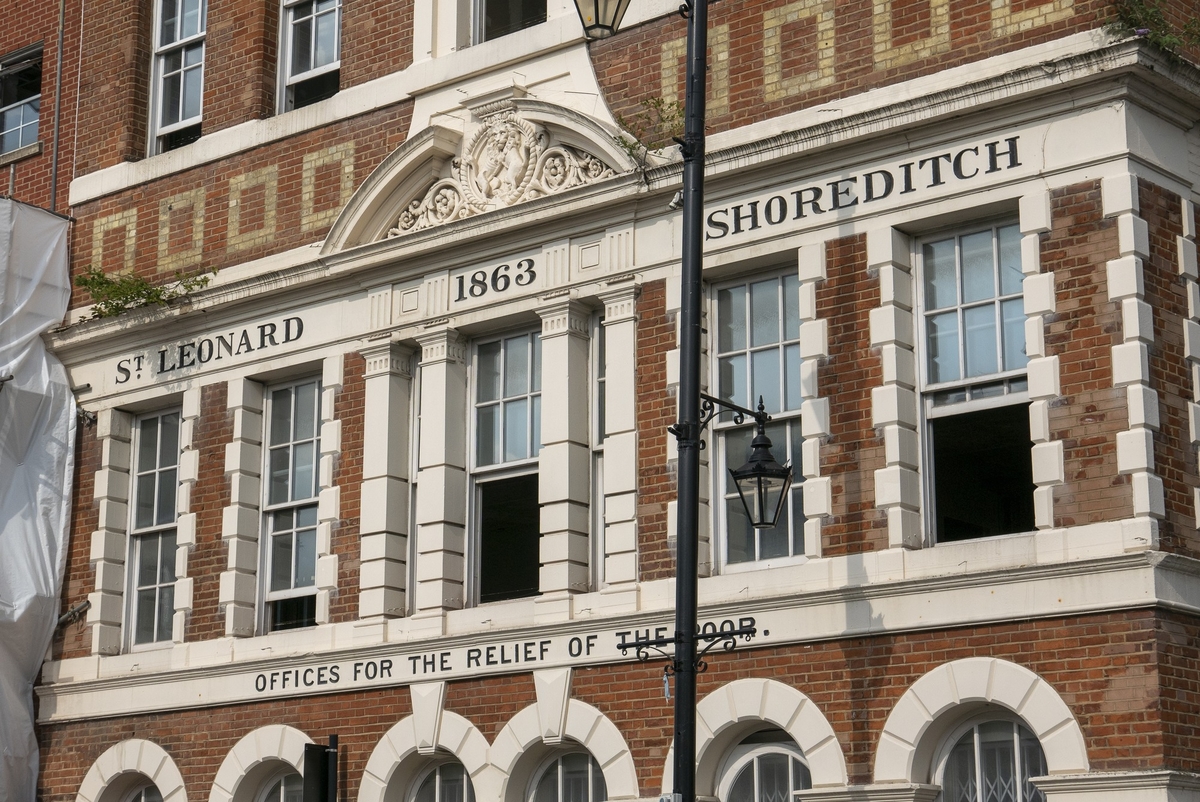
[575,3,793,802]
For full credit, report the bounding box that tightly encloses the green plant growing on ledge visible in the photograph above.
[1105,0,1200,63]
[75,266,216,319]
[613,97,685,183]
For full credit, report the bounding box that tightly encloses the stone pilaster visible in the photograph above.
[412,327,468,616]
[598,287,639,598]
[219,378,264,637]
[536,300,592,612]
[315,355,344,623]
[172,388,201,641]
[358,339,414,619]
[87,409,133,655]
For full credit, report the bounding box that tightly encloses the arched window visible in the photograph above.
[718,730,812,802]
[125,785,164,802]
[531,753,606,802]
[935,720,1047,802]
[414,762,475,802]
[259,770,303,802]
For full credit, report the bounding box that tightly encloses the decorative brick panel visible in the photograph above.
[634,280,675,583]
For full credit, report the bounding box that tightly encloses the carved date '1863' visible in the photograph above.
[455,258,536,302]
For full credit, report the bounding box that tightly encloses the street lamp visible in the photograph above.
[575,2,794,802]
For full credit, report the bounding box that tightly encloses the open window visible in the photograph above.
[262,378,322,631]
[127,410,181,649]
[917,222,1034,543]
[0,45,41,158]
[477,0,546,42]
[279,0,341,111]
[150,0,206,153]
[933,718,1048,802]
[713,272,804,570]
[473,331,542,604]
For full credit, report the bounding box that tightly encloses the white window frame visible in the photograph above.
[0,46,42,156]
[716,733,812,802]
[915,219,1033,544]
[527,752,607,802]
[711,270,805,573]
[260,377,323,632]
[123,784,164,802]
[468,329,542,605]
[278,0,341,112]
[125,409,182,651]
[474,0,547,43]
[931,716,1048,802]
[149,0,207,154]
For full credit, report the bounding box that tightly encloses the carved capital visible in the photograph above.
[360,340,414,379]
[538,300,591,339]
[415,328,467,365]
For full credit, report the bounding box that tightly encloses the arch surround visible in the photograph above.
[659,678,849,794]
[874,657,1090,785]
[488,698,639,802]
[358,710,491,802]
[77,739,187,802]
[210,724,312,802]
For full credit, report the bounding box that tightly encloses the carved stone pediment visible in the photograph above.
[386,102,616,238]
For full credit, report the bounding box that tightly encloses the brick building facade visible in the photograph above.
[7,0,1200,799]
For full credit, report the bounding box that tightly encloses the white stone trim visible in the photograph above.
[659,677,848,792]
[220,379,264,637]
[537,301,592,605]
[1102,174,1165,521]
[88,409,134,655]
[174,389,201,641]
[358,708,491,802]
[873,657,1088,785]
[796,242,831,555]
[1019,190,1064,530]
[490,698,639,801]
[1179,199,1200,528]
[1033,770,1200,802]
[359,340,415,619]
[868,228,920,549]
[598,286,640,600]
[210,725,311,802]
[316,355,345,623]
[77,739,187,802]
[413,327,469,614]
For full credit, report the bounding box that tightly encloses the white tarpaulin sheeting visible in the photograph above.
[0,198,75,802]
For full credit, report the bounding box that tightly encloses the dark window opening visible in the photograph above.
[1,49,42,155]
[159,123,201,153]
[481,0,546,41]
[479,473,540,603]
[287,69,339,111]
[930,403,1034,542]
[270,595,316,630]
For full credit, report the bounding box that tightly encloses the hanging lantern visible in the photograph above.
[572,0,633,39]
[728,402,792,529]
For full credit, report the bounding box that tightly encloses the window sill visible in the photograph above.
[0,141,42,168]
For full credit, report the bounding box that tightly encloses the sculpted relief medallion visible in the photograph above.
[387,105,616,237]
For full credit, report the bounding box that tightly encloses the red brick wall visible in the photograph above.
[1138,180,1200,556]
[588,0,1194,147]
[331,353,365,623]
[53,422,102,660]
[204,0,279,131]
[73,0,152,171]
[1,0,84,213]
[186,381,234,641]
[341,0,414,88]
[1157,610,1200,771]
[635,279,675,582]
[815,234,888,556]
[1042,180,1130,527]
[70,101,414,310]
[37,610,1173,800]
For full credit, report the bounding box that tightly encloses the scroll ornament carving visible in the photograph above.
[387,108,615,237]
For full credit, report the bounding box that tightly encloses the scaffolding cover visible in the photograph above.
[0,198,74,802]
